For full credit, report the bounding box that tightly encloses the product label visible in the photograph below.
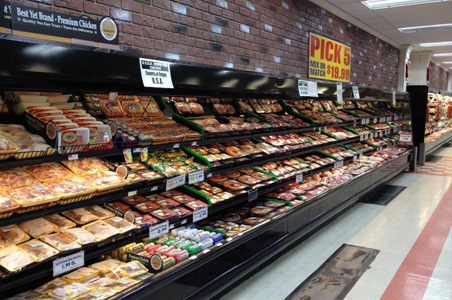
[248,188,258,202]
[373,118,378,124]
[399,134,412,142]
[364,134,369,140]
[298,80,318,97]
[370,133,374,139]
[295,174,303,183]
[353,155,357,161]
[166,174,185,191]
[53,251,84,277]
[139,58,174,89]
[123,149,132,163]
[140,147,148,161]
[309,32,351,82]
[334,160,344,168]
[352,86,360,99]
[361,119,366,125]
[392,91,396,105]
[68,154,78,161]
[192,207,208,223]
[149,221,169,239]
[127,190,137,197]
[188,170,204,185]
[336,82,343,104]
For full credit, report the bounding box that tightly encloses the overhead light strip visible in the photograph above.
[443,61,452,64]
[419,41,452,47]
[433,53,452,57]
[362,0,451,10]
[398,23,452,33]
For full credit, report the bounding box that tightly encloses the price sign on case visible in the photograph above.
[188,170,204,185]
[149,221,169,239]
[193,207,208,222]
[166,174,185,191]
[53,251,84,277]
[139,58,174,89]
[334,160,344,168]
[298,80,318,97]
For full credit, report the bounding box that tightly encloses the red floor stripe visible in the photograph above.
[381,183,452,300]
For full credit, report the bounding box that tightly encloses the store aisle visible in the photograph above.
[220,148,452,300]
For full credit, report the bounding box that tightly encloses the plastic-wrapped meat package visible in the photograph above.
[62,208,99,225]
[82,171,126,190]
[19,239,59,262]
[44,214,76,230]
[61,228,96,245]
[0,168,41,189]
[23,163,74,182]
[5,184,60,207]
[174,102,191,114]
[40,232,81,251]
[0,225,29,247]
[49,282,91,300]
[189,103,204,114]
[61,158,109,176]
[0,245,36,272]
[103,217,135,234]
[81,220,119,241]
[45,177,94,198]
[19,218,58,238]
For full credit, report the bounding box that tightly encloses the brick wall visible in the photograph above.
[428,61,449,91]
[7,0,399,90]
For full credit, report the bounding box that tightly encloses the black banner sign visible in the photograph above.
[9,2,119,49]
[0,0,11,33]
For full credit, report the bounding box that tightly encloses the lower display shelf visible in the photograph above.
[418,130,452,165]
[0,150,412,297]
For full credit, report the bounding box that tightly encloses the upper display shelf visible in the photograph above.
[0,39,409,101]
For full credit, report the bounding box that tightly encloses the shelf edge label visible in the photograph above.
[166,174,185,191]
[149,221,169,239]
[53,251,84,277]
[193,207,208,223]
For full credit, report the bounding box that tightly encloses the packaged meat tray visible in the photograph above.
[35,278,69,294]
[0,193,19,217]
[40,232,81,252]
[61,158,109,176]
[44,214,76,230]
[111,260,148,278]
[150,208,179,221]
[154,198,179,209]
[62,267,99,283]
[135,201,161,213]
[172,194,196,204]
[45,177,95,199]
[122,195,147,205]
[84,205,115,219]
[81,220,119,241]
[62,208,99,225]
[19,218,59,238]
[83,171,127,192]
[61,228,96,245]
[90,259,123,274]
[104,217,135,234]
[99,277,138,294]
[184,200,208,211]
[0,134,18,154]
[18,239,59,262]
[5,184,61,208]
[221,180,249,191]
[172,206,192,218]
[0,224,30,248]
[48,282,91,300]
[73,290,113,300]
[0,168,40,189]
[0,245,37,272]
[23,163,74,182]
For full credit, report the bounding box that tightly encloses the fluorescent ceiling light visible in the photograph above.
[419,41,452,47]
[398,23,452,33]
[362,0,451,10]
[433,53,452,57]
[443,61,452,64]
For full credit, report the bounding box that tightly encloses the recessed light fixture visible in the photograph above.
[433,53,452,57]
[419,41,452,47]
[362,0,451,10]
[398,23,452,33]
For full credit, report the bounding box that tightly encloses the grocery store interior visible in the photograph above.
[0,0,451,300]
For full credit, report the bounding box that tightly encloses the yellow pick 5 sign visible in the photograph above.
[309,32,351,83]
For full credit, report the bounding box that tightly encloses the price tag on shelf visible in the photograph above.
[298,80,318,97]
[388,116,392,122]
[68,154,78,161]
[364,134,369,140]
[359,153,364,159]
[385,129,389,135]
[127,190,137,197]
[334,160,344,168]
[370,133,374,139]
[181,219,187,225]
[191,141,197,146]
[123,149,132,163]
[139,58,174,89]
[353,120,357,126]
[108,92,118,100]
[352,86,360,99]
[336,83,343,104]
[193,207,208,223]
[353,155,357,161]
[132,148,141,153]
[399,134,412,142]
[207,173,212,178]
[151,186,158,191]
[188,170,204,185]
[379,131,383,137]
[173,143,180,148]
[295,174,303,183]
[373,118,377,124]
[381,117,386,123]
[149,221,169,239]
[166,174,185,191]
[248,189,258,202]
[392,91,396,105]
[361,119,366,125]
[53,251,84,277]
[366,118,370,124]
[360,135,364,141]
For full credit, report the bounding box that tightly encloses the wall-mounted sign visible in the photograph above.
[8,2,118,49]
[309,32,351,83]
[0,1,11,33]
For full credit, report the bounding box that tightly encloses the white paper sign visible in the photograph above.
[127,190,137,197]
[359,153,364,159]
[53,251,84,277]
[373,118,377,124]
[149,221,169,239]
[248,189,258,202]
[296,174,303,182]
[399,134,412,142]
[139,58,174,89]
[353,155,357,161]
[352,86,360,99]
[392,91,396,105]
[361,119,366,125]
[68,154,78,161]
[193,207,208,222]
[189,170,204,185]
[337,83,343,104]
[370,133,374,139]
[334,160,344,168]
[298,80,318,97]
[166,174,186,191]
[364,134,369,139]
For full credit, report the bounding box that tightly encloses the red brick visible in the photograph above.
[144,49,164,58]
[153,0,170,10]
[143,5,162,18]
[83,2,109,16]
[153,18,171,31]
[122,0,142,13]
[122,23,143,35]
[134,36,154,49]
[110,8,132,21]
[144,27,163,39]
[97,0,120,8]
[55,0,81,11]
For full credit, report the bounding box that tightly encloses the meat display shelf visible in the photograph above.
[0,137,360,227]
[418,130,452,165]
[107,151,412,300]
[0,151,412,297]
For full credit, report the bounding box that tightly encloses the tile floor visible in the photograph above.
[220,146,452,300]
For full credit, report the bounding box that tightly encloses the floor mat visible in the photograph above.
[285,244,379,300]
[360,184,406,206]
[425,155,443,163]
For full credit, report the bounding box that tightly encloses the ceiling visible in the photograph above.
[325,0,452,70]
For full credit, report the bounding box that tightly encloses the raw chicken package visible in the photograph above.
[0,245,37,272]
[19,218,59,238]
[19,239,59,262]
[23,163,74,182]
[62,208,99,225]
[81,220,119,241]
[40,232,81,252]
